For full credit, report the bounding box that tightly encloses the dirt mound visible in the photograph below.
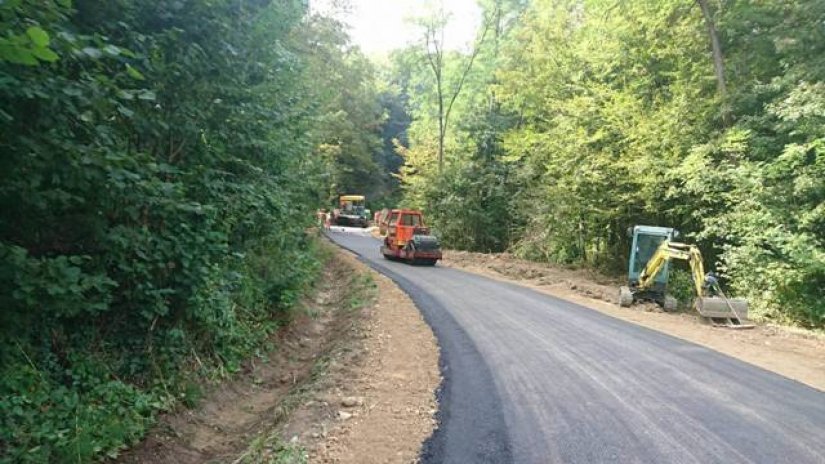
[444,250,632,307]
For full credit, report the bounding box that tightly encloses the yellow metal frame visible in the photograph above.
[339,195,365,202]
[637,241,707,299]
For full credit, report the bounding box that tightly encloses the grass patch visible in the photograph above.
[347,272,378,311]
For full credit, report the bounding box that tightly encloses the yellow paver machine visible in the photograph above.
[332,195,369,228]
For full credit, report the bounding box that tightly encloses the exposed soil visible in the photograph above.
[273,248,439,464]
[118,242,439,463]
[441,249,825,392]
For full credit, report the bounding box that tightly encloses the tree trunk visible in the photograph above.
[437,70,445,172]
[437,104,445,172]
[423,9,491,174]
[696,0,731,126]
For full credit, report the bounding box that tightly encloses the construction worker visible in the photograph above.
[316,209,326,229]
[704,272,720,295]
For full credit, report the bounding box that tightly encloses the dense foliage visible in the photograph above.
[0,1,387,461]
[395,0,825,327]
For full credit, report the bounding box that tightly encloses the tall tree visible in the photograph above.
[293,14,384,200]
[418,4,491,172]
[695,0,730,125]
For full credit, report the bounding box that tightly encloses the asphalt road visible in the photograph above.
[327,228,825,464]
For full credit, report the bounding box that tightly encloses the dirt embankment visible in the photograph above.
[120,242,439,464]
[441,250,825,392]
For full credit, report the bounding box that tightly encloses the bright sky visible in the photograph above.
[310,0,483,55]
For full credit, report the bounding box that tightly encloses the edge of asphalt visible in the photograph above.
[324,233,513,464]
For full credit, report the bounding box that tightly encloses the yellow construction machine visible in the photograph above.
[619,226,752,328]
[332,195,369,228]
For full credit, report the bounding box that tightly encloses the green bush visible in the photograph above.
[0,0,346,461]
[0,363,157,463]
[667,268,697,311]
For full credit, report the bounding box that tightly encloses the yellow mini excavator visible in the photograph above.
[619,225,752,328]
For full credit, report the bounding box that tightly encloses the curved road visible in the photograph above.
[327,229,825,464]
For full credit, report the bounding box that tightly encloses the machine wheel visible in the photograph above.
[405,242,416,264]
[663,294,678,312]
[618,286,633,307]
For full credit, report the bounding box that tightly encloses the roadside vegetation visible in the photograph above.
[0,1,392,462]
[390,0,825,328]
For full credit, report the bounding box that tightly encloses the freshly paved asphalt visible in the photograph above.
[327,228,825,464]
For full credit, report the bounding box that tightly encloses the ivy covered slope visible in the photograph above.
[0,1,386,462]
[394,0,825,328]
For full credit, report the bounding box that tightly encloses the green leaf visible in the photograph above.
[6,48,38,66]
[117,105,134,118]
[26,27,50,47]
[82,47,102,59]
[137,90,156,101]
[63,87,82,97]
[32,47,59,62]
[126,64,145,80]
[118,47,136,58]
[103,45,121,56]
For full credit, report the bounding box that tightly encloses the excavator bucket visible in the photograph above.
[696,297,752,328]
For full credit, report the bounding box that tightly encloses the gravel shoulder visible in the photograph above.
[441,249,825,392]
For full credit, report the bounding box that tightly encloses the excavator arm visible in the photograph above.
[637,241,707,299]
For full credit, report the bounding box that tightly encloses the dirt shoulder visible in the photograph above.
[119,242,439,464]
[268,247,440,464]
[441,250,825,392]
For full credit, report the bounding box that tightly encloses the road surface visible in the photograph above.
[327,228,825,464]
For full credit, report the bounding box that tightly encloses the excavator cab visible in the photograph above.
[627,225,678,292]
